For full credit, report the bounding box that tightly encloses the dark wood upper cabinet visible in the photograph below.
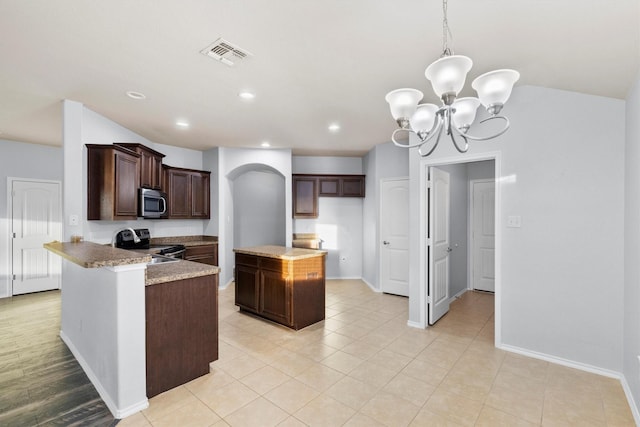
[293,176,318,218]
[87,144,140,220]
[293,174,365,218]
[163,165,211,219]
[114,143,165,190]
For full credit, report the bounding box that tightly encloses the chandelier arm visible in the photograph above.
[391,129,429,149]
[391,118,443,149]
[449,125,470,153]
[456,115,511,141]
[418,123,445,157]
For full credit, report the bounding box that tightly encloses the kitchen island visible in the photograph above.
[234,245,327,330]
[44,241,219,418]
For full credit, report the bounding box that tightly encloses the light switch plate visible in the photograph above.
[507,215,522,228]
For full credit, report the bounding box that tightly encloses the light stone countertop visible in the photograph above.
[44,241,219,285]
[44,241,151,268]
[233,245,327,260]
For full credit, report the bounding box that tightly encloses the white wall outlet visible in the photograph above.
[507,215,522,228]
[68,214,79,226]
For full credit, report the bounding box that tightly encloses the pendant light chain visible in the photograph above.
[442,0,454,56]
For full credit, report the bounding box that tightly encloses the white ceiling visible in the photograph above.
[1,0,638,156]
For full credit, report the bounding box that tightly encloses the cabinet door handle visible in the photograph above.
[383,241,390,245]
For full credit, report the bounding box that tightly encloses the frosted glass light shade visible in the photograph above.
[425,55,473,97]
[410,104,439,133]
[471,69,520,108]
[385,88,424,120]
[451,97,480,129]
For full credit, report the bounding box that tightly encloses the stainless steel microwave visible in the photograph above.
[139,188,167,218]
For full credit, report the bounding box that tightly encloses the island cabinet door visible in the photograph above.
[259,263,291,326]
[235,264,259,312]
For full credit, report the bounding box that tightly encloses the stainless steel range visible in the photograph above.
[113,228,186,259]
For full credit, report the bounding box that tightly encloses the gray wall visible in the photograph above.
[624,73,640,416]
[233,169,285,248]
[409,85,625,373]
[0,140,63,298]
[361,142,409,289]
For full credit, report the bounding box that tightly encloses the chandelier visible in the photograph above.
[385,0,519,157]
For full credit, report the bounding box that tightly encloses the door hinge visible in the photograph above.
[12,275,16,281]
[13,233,16,238]
[426,180,432,189]
[427,296,432,304]
[427,238,432,246]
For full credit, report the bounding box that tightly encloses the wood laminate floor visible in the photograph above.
[0,290,117,426]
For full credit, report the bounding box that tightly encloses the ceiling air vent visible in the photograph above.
[200,38,253,66]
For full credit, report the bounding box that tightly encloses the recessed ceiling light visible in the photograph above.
[176,121,190,128]
[239,91,255,100]
[126,91,146,100]
[261,141,271,148]
[328,123,341,132]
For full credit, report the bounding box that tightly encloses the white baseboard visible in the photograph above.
[499,342,640,423]
[499,343,621,379]
[59,330,149,419]
[361,278,381,293]
[449,288,467,303]
[620,375,640,426]
[407,320,424,329]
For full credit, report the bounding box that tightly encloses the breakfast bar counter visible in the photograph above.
[43,240,220,418]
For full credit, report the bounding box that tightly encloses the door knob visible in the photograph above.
[383,241,390,245]
[446,247,453,253]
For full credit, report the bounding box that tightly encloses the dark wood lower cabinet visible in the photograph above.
[145,274,218,398]
[234,252,325,330]
[185,244,218,265]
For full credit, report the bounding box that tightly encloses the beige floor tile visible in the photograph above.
[348,360,397,389]
[500,353,549,382]
[491,368,546,396]
[360,391,420,427]
[117,412,152,427]
[423,389,483,427]
[383,373,436,406]
[341,340,382,359]
[215,353,266,379]
[410,408,463,426]
[325,376,377,410]
[276,416,307,426]
[295,363,344,391]
[485,384,544,424]
[367,348,414,373]
[199,381,259,418]
[294,394,356,426]
[268,349,316,377]
[543,389,606,425]
[401,357,449,386]
[239,365,291,395]
[343,413,386,427]
[224,397,288,427]
[475,406,538,426]
[143,386,199,422]
[321,350,364,374]
[151,399,221,427]
[293,340,338,362]
[186,368,237,399]
[264,378,320,413]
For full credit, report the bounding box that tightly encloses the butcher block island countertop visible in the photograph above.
[233,244,327,260]
[233,245,326,330]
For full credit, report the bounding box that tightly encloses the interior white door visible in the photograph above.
[12,180,62,295]
[380,178,409,296]
[428,167,451,325]
[471,180,495,292]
